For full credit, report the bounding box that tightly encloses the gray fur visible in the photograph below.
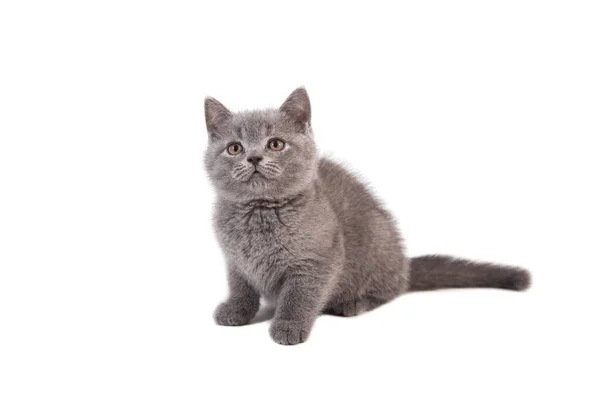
[204,88,531,345]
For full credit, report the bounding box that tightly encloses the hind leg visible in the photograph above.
[325,260,409,317]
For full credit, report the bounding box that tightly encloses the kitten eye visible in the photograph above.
[268,139,285,151]
[227,143,243,155]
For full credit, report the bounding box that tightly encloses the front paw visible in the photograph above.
[269,320,312,345]
[214,302,255,326]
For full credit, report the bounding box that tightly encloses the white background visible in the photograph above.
[1,1,599,399]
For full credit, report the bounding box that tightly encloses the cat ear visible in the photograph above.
[204,97,232,136]
[279,87,311,127]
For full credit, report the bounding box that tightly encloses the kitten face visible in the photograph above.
[204,89,318,202]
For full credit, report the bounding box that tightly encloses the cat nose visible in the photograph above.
[247,156,263,166]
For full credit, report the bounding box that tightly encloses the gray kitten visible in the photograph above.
[204,88,530,345]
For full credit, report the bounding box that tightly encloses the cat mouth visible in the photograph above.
[246,169,265,181]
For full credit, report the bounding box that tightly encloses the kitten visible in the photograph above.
[204,88,530,345]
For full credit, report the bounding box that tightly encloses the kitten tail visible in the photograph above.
[408,255,531,292]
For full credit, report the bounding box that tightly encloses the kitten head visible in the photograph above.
[204,88,318,202]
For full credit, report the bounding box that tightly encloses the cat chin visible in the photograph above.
[220,186,295,204]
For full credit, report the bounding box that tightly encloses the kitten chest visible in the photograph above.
[217,206,298,294]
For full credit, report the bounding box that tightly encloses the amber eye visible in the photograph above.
[227,143,243,155]
[268,139,285,151]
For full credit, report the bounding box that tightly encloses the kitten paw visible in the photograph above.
[269,320,311,345]
[325,297,386,317]
[214,302,255,326]
[326,299,363,317]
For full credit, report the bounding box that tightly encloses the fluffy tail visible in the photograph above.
[409,255,531,292]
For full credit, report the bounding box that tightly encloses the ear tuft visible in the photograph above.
[279,87,311,126]
[205,97,232,136]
